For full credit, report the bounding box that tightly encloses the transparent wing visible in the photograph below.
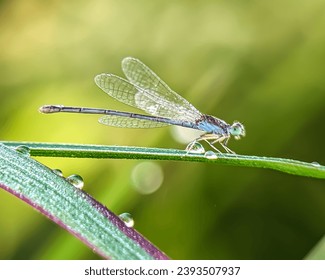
[95,72,202,123]
[99,115,170,128]
[122,57,175,94]
[95,74,141,108]
[95,74,184,118]
[120,57,202,122]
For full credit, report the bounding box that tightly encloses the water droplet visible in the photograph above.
[131,162,164,195]
[15,145,30,156]
[52,169,63,177]
[186,142,205,154]
[204,150,218,159]
[66,174,84,189]
[119,213,134,228]
[311,161,321,168]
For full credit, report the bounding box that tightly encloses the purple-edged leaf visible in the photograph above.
[0,144,169,260]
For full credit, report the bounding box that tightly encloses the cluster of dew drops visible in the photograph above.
[14,145,135,228]
[186,142,218,159]
[52,168,134,228]
[13,144,322,231]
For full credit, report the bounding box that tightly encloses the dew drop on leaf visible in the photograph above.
[15,145,30,156]
[119,213,134,228]
[66,174,84,189]
[186,142,205,154]
[311,161,321,168]
[52,169,63,177]
[204,150,218,159]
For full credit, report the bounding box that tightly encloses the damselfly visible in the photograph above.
[40,57,245,153]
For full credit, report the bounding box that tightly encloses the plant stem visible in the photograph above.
[1,141,324,179]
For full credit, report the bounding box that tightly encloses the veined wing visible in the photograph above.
[95,74,185,119]
[99,115,170,128]
[121,57,202,122]
[95,74,140,108]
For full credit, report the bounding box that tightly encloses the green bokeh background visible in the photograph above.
[1,0,325,259]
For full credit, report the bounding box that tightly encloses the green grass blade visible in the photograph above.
[1,141,324,179]
[305,235,325,260]
[0,144,169,260]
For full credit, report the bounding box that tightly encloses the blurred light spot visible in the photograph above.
[131,162,164,195]
[171,126,202,144]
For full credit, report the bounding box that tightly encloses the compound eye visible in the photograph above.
[230,122,245,139]
[231,125,241,136]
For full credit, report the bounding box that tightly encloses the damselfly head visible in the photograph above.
[229,121,245,140]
